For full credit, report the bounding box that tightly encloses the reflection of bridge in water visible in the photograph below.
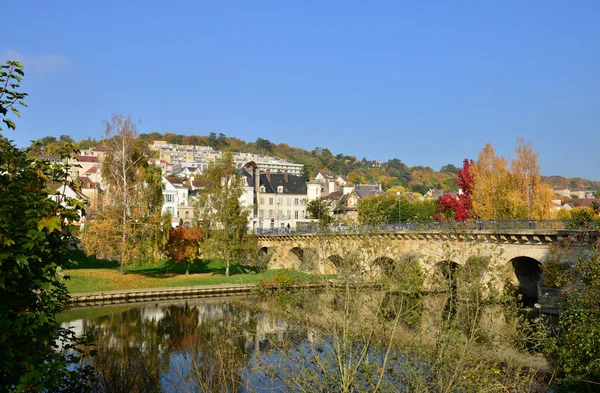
[257,223,598,308]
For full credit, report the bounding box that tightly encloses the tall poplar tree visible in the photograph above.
[194,152,252,277]
[472,140,553,220]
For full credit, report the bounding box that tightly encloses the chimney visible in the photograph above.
[266,169,271,181]
[284,169,289,182]
[189,175,195,190]
[253,165,260,217]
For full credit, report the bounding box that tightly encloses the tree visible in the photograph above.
[511,138,554,220]
[165,226,203,275]
[0,61,93,391]
[306,198,333,228]
[548,244,600,392]
[81,113,166,274]
[440,163,459,174]
[195,152,252,277]
[472,140,553,220]
[471,143,512,219]
[437,159,473,221]
[255,137,274,154]
[0,61,28,131]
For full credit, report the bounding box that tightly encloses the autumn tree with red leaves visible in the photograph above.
[437,159,474,221]
[165,226,203,275]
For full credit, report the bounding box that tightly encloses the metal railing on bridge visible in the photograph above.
[254,219,600,236]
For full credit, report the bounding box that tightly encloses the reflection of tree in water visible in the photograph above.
[88,308,166,393]
[81,301,259,393]
[380,291,423,328]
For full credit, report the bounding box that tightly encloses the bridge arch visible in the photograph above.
[373,256,397,279]
[433,261,461,293]
[256,246,271,268]
[287,246,319,273]
[507,256,542,307]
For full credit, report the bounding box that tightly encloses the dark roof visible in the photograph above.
[354,184,382,199]
[240,169,307,194]
[85,166,98,173]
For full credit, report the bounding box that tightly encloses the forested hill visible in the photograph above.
[137,133,460,195]
[35,133,597,194]
[541,176,600,191]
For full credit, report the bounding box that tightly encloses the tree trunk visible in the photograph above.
[186,261,189,276]
[120,261,124,276]
[225,259,230,277]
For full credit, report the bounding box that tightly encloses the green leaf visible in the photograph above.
[38,216,62,233]
[11,107,20,117]
[3,118,16,130]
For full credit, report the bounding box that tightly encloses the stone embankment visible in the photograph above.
[69,284,258,307]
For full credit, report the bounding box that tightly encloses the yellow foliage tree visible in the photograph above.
[472,140,554,220]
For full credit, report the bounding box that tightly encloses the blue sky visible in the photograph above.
[3,1,599,180]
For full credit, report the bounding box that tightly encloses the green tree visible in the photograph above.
[195,152,253,277]
[0,61,93,391]
[0,61,28,131]
[548,245,600,392]
[306,198,333,228]
[255,137,273,154]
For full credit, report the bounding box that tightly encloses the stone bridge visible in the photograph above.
[256,229,597,306]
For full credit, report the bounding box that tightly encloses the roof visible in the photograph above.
[165,175,184,185]
[76,155,99,163]
[240,169,307,194]
[354,184,382,199]
[562,198,600,208]
[317,172,337,180]
[323,190,343,200]
[85,166,98,174]
[92,146,107,152]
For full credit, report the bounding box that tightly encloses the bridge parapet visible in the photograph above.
[257,229,598,246]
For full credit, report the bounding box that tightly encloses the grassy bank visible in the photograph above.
[64,251,316,293]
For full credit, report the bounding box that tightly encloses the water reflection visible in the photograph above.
[60,293,548,393]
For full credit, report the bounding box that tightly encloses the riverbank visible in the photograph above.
[64,251,318,293]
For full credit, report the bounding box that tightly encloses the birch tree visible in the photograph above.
[81,113,167,274]
[194,152,252,277]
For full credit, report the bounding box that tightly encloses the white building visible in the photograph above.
[239,165,311,232]
[150,141,304,176]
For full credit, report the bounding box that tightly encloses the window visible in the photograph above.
[294,198,299,205]
[277,185,283,193]
[287,210,291,219]
[268,209,273,218]
[259,209,264,218]
[269,197,274,205]
[287,198,291,206]
[165,195,174,203]
[185,211,189,218]
[260,186,266,193]
[260,197,264,205]
[295,211,299,219]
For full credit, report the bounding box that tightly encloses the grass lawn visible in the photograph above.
[64,251,318,293]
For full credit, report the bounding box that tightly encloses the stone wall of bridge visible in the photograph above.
[257,230,594,305]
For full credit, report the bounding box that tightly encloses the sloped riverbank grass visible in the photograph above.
[64,250,317,293]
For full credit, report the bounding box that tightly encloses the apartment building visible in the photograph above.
[150,141,304,176]
[240,165,311,232]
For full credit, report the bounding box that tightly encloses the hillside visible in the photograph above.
[34,133,596,194]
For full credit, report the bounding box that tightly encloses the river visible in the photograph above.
[59,292,550,392]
